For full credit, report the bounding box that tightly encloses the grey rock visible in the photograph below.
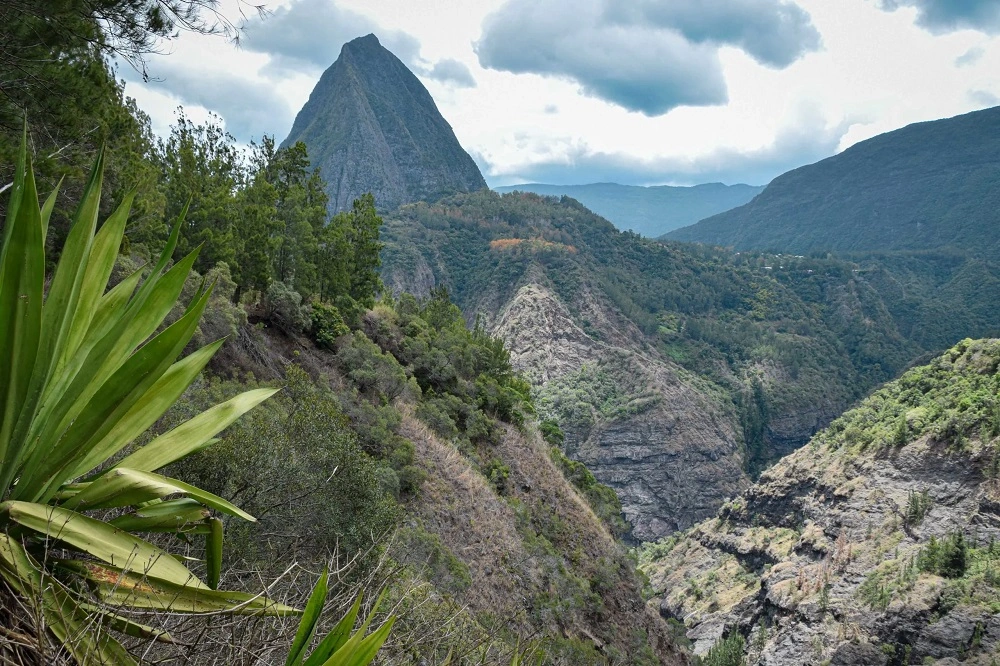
[643,342,1000,665]
[283,34,487,213]
[492,283,748,540]
[829,642,887,666]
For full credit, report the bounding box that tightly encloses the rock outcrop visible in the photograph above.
[493,283,748,541]
[642,339,1000,664]
[282,34,487,212]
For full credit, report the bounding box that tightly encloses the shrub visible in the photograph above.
[918,532,969,579]
[540,418,565,447]
[399,465,428,496]
[700,632,746,666]
[484,458,512,494]
[265,279,310,333]
[337,331,408,403]
[311,300,349,348]
[172,365,399,564]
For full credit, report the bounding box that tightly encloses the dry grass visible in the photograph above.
[399,408,684,664]
[0,541,400,665]
[399,409,533,625]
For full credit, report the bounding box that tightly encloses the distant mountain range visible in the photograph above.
[282,34,486,212]
[494,181,764,237]
[667,105,1000,254]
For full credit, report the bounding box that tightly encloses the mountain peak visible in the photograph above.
[341,33,381,54]
[282,35,487,212]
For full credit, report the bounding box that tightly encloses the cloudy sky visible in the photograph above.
[123,0,1000,187]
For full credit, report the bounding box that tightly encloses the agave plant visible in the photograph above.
[0,132,300,661]
[285,570,395,666]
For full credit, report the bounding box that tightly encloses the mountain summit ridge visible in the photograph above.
[667,105,1000,255]
[494,181,764,237]
[283,34,487,212]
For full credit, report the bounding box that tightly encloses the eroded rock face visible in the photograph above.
[282,34,487,213]
[494,283,748,541]
[643,340,1000,664]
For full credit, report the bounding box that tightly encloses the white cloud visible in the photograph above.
[122,0,1000,186]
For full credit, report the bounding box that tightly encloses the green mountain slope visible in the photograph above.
[282,34,487,213]
[151,264,682,665]
[493,182,763,237]
[667,105,1000,255]
[642,338,1000,664]
[380,191,1000,539]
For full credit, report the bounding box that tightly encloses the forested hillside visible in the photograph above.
[667,106,1000,255]
[380,191,1000,538]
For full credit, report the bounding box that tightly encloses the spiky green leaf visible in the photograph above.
[0,141,44,494]
[3,501,207,588]
[302,594,362,666]
[61,560,299,615]
[62,467,254,521]
[114,388,279,472]
[287,568,329,666]
[109,498,210,532]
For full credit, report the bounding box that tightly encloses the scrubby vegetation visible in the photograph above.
[641,338,1000,664]
[699,632,745,666]
[815,338,1000,454]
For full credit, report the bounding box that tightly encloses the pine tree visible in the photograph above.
[159,111,241,272]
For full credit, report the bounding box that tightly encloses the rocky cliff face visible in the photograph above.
[382,227,752,541]
[492,283,748,541]
[642,339,1000,664]
[282,34,487,212]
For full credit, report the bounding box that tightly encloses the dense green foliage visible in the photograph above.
[168,366,400,565]
[699,632,746,666]
[154,119,385,319]
[667,106,1000,257]
[814,338,1000,454]
[0,1,240,251]
[0,138,300,664]
[918,532,969,579]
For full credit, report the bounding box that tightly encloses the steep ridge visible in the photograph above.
[282,34,487,212]
[493,182,764,237]
[667,106,1000,255]
[378,191,988,539]
[207,298,682,664]
[398,409,685,664]
[642,339,1000,664]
